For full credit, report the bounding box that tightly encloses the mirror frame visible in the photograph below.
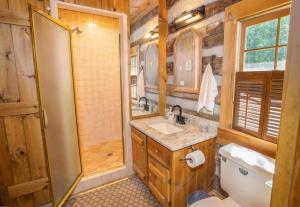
[129,0,167,120]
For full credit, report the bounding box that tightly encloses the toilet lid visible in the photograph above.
[190,197,241,207]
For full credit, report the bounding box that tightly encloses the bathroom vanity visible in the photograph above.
[130,116,217,207]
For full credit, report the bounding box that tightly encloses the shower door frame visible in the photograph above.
[49,0,132,193]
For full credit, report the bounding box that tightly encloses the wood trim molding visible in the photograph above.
[0,103,39,117]
[271,0,300,206]
[0,9,30,26]
[217,127,277,158]
[8,178,49,198]
[158,0,167,116]
[226,0,291,20]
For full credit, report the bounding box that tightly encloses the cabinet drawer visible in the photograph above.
[147,138,170,168]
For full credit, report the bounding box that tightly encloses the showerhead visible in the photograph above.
[72,26,83,34]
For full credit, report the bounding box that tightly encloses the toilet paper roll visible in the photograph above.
[186,150,205,168]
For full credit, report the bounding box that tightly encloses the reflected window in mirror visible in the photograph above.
[174,29,203,93]
[130,55,138,99]
[145,43,159,90]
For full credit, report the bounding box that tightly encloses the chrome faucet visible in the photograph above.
[171,105,185,125]
[139,97,149,111]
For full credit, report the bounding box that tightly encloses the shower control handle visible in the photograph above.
[42,109,49,129]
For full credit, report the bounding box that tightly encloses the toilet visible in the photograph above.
[191,143,275,207]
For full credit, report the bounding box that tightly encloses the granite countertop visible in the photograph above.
[130,116,217,151]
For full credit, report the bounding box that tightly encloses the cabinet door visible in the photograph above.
[148,156,170,207]
[131,127,148,184]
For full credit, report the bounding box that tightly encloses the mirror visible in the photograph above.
[129,0,159,118]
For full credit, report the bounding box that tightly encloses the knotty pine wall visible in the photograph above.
[0,1,128,206]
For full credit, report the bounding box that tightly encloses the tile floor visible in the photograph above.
[64,175,160,207]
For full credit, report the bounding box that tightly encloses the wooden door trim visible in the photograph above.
[8,178,49,198]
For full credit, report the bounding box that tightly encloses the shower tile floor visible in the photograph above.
[81,140,124,176]
[64,175,160,207]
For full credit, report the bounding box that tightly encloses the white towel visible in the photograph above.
[197,63,218,113]
[136,69,145,99]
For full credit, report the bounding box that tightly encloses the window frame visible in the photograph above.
[239,8,290,72]
[233,9,289,144]
[130,46,139,100]
[217,0,291,158]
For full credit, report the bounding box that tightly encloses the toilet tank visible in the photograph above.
[219,144,275,207]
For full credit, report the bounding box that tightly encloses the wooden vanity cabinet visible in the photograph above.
[131,127,148,184]
[131,126,216,207]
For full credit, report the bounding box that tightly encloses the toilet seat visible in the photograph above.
[190,197,241,207]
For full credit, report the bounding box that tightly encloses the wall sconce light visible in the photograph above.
[144,33,152,38]
[171,6,206,32]
[144,26,159,39]
[150,33,159,39]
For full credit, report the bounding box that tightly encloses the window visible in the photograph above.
[240,9,290,71]
[173,29,202,93]
[130,56,138,99]
[233,9,290,143]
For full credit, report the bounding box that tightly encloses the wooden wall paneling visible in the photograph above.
[72,0,129,13]
[11,25,37,104]
[0,0,8,9]
[75,0,102,9]
[0,9,30,26]
[27,0,45,11]
[4,116,35,207]
[0,117,17,206]
[7,0,28,12]
[158,0,167,116]
[0,23,20,103]
[0,102,38,116]
[101,0,113,10]
[8,177,48,199]
[23,114,50,204]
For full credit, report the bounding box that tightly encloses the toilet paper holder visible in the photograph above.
[180,145,196,161]
[180,158,193,161]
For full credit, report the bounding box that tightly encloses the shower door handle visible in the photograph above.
[42,109,49,129]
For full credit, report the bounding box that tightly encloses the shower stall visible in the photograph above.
[59,8,124,176]
[30,2,131,206]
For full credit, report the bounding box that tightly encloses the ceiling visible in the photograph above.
[130,0,158,23]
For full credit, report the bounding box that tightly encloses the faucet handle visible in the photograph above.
[176,115,186,125]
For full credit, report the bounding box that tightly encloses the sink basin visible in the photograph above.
[149,122,183,135]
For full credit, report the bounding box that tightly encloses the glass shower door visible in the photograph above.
[30,7,82,207]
